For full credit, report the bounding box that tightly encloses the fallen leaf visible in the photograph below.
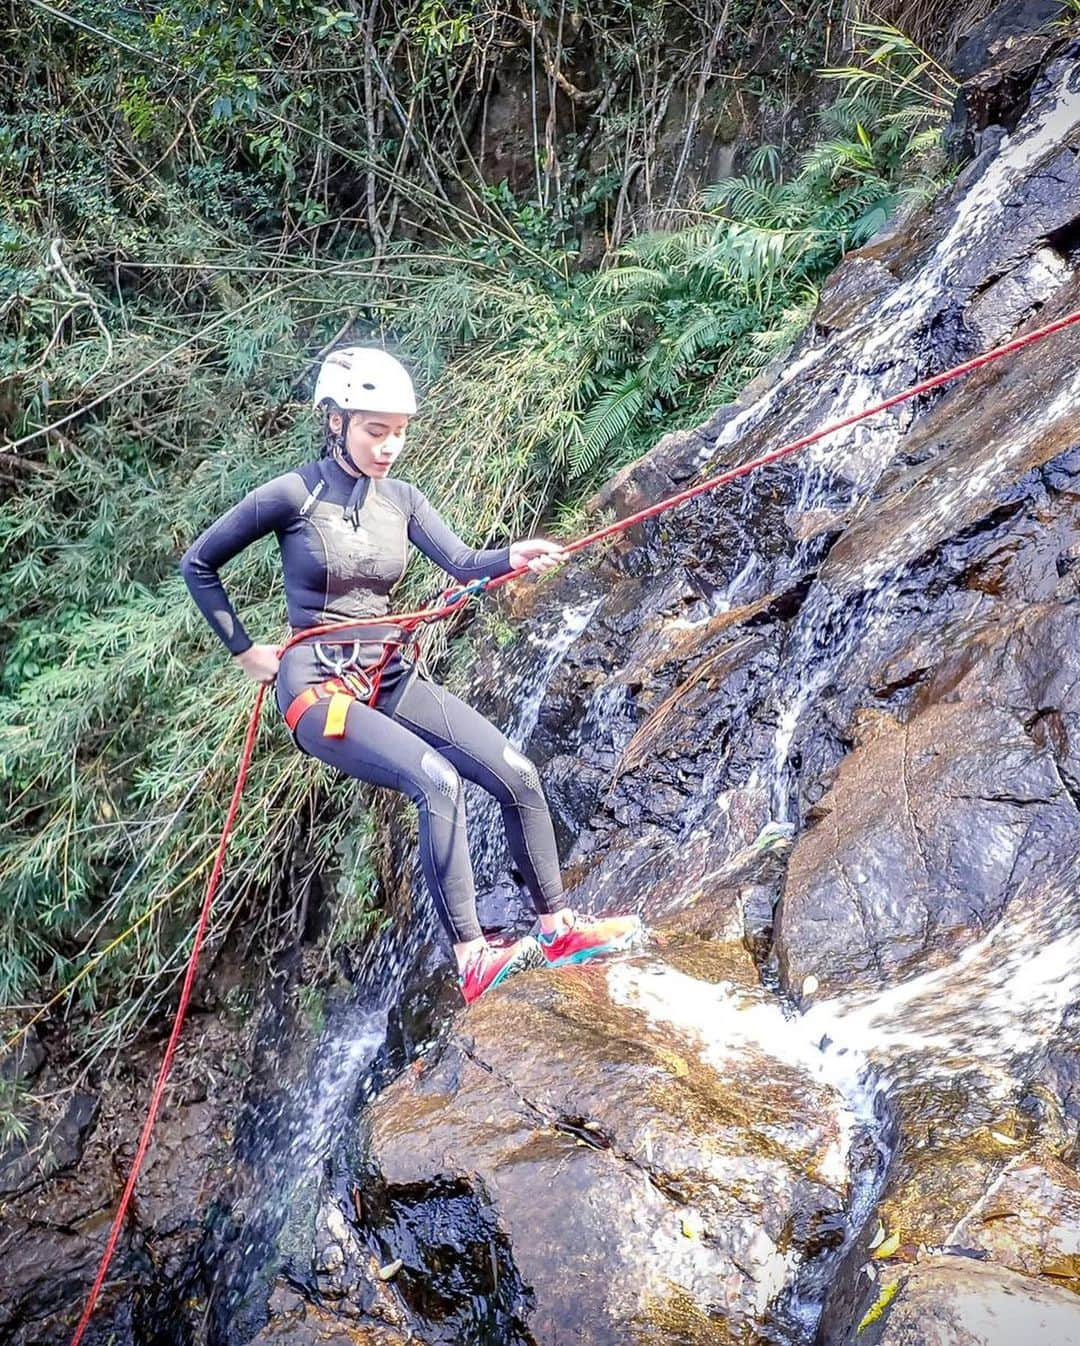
[656,1047,690,1078]
[872,1231,902,1260]
[857,1279,900,1332]
[378,1259,403,1281]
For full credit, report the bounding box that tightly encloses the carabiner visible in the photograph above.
[313,639,363,678]
[441,577,491,607]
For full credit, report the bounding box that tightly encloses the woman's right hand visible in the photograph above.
[234,643,280,685]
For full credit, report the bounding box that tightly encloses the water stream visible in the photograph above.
[467,598,600,893]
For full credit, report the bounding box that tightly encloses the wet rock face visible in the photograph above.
[949,1159,1080,1288]
[358,933,852,1346]
[852,1256,1080,1346]
[777,686,1078,999]
[946,1,1076,158]
[442,39,1080,1346]
[0,1016,245,1346]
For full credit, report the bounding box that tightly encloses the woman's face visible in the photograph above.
[331,410,411,479]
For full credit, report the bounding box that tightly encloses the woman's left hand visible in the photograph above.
[509,537,568,575]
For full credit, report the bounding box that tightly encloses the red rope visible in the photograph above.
[69,686,267,1346]
[69,302,1080,1341]
[485,304,1080,589]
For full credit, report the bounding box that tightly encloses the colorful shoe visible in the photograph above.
[538,911,644,968]
[459,936,545,1004]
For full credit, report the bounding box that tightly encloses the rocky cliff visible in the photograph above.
[340,31,1080,1346]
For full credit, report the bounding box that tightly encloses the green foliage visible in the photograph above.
[821,21,959,114]
[0,0,954,1076]
[293,983,327,1037]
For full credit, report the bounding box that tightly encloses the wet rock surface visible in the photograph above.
[776,696,1076,998]
[248,1286,412,1345]
[0,1015,246,1345]
[420,35,1080,1346]
[852,1256,1080,1346]
[358,931,853,1346]
[949,1158,1080,1287]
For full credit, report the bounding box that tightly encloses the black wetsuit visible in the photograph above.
[180,451,562,942]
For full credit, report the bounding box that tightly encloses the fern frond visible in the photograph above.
[572,372,647,476]
[590,265,669,296]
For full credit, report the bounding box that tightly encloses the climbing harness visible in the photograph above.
[298,640,377,739]
[284,580,494,739]
[284,676,358,737]
[65,303,1080,1345]
[285,626,419,738]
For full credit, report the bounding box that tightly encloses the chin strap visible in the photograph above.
[344,472,371,528]
[332,442,372,528]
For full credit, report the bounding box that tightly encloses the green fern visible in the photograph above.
[573,371,648,476]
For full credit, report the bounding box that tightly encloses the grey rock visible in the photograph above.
[949,1158,1080,1287]
[776,700,1075,997]
[853,1255,1080,1346]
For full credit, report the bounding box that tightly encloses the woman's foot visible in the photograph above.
[459,936,545,1004]
[537,910,644,968]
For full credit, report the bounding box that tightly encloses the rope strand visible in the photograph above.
[69,687,267,1346]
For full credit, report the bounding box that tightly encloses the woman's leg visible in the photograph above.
[388,677,644,967]
[294,695,484,948]
[280,647,543,1001]
[388,677,567,921]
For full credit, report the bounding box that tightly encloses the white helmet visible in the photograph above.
[312,346,417,415]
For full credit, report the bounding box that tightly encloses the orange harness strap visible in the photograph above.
[284,677,355,736]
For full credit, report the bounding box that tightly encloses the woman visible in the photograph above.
[181,346,642,1003]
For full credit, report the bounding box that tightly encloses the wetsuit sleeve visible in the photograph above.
[405,486,513,583]
[179,482,293,655]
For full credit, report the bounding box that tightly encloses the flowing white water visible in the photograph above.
[282,1010,388,1176]
[749,56,1080,823]
[691,61,1080,826]
[766,576,901,821]
[608,960,872,1190]
[606,954,888,1337]
[803,869,1080,1083]
[707,55,1080,493]
[602,856,1079,1335]
[467,598,600,891]
[213,1005,388,1331]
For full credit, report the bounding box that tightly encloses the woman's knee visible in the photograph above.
[414,748,465,813]
[497,744,547,807]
